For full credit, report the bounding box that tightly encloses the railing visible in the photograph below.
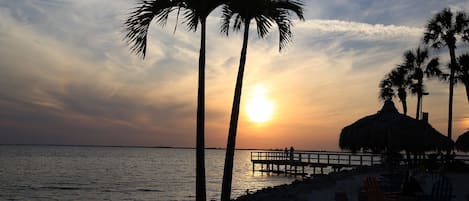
[251,151,469,166]
[251,151,383,166]
[455,154,469,162]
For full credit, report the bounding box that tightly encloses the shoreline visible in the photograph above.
[235,166,385,201]
[234,166,469,201]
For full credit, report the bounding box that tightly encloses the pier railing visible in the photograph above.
[251,151,382,167]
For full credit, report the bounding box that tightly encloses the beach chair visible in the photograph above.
[425,176,453,201]
[363,177,399,201]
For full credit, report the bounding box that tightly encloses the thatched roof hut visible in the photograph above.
[456,131,469,152]
[339,100,453,153]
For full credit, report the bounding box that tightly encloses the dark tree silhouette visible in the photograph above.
[380,66,410,115]
[123,1,225,200]
[457,54,469,104]
[379,78,394,101]
[402,47,441,120]
[423,8,469,140]
[219,0,304,200]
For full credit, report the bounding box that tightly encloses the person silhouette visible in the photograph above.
[289,146,294,161]
[284,147,288,160]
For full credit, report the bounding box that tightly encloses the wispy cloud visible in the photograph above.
[1,0,468,149]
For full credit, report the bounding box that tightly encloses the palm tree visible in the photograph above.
[402,47,441,120]
[423,8,468,140]
[123,1,225,200]
[380,66,410,115]
[219,0,304,200]
[457,54,469,104]
[379,78,394,101]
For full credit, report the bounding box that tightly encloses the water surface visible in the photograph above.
[0,145,295,200]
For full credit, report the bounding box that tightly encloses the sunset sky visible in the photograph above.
[1,0,469,150]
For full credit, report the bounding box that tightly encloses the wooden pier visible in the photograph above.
[251,151,469,177]
[251,151,382,176]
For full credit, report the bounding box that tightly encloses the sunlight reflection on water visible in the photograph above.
[0,146,295,201]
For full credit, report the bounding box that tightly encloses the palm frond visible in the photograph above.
[183,8,199,31]
[220,0,304,51]
[123,0,179,58]
[274,0,305,20]
[403,50,416,66]
[456,54,469,84]
[456,11,469,41]
[424,57,442,78]
[422,7,469,49]
[221,5,234,35]
[458,54,469,71]
[254,15,274,38]
[379,78,394,101]
[124,0,227,58]
[233,14,243,31]
[415,47,428,66]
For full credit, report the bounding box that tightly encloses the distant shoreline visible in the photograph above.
[0,144,262,151]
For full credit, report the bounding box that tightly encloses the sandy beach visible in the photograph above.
[235,166,469,201]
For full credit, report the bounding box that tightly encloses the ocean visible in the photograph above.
[0,145,295,201]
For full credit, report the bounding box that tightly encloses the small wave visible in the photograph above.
[40,186,82,190]
[137,188,161,192]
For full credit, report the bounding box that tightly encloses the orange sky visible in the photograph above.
[1,1,469,150]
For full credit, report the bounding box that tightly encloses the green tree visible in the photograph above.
[423,8,468,140]
[123,1,225,200]
[402,47,441,120]
[219,0,304,200]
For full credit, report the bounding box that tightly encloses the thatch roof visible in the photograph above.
[456,131,469,152]
[339,101,453,153]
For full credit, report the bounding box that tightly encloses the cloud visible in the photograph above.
[304,0,467,26]
[1,0,469,149]
[298,20,422,40]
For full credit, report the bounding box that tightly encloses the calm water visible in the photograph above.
[0,145,294,201]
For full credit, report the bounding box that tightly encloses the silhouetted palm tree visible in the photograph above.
[123,1,225,200]
[380,66,410,115]
[423,8,468,140]
[379,78,394,101]
[219,0,304,200]
[402,47,441,120]
[457,54,469,104]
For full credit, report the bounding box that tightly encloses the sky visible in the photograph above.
[1,0,469,150]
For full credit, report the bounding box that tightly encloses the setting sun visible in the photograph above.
[246,85,274,123]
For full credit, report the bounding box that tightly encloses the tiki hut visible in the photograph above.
[456,131,469,152]
[339,100,452,153]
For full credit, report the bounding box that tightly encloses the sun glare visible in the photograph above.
[246,85,274,123]
[460,117,469,129]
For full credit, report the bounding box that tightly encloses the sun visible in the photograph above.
[246,85,274,123]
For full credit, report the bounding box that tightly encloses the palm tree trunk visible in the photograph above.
[221,21,250,201]
[415,76,423,120]
[464,82,469,104]
[463,72,469,104]
[196,18,207,201]
[416,94,422,120]
[398,88,407,115]
[401,100,407,116]
[448,47,456,141]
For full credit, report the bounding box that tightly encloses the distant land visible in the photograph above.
[0,144,260,151]
[0,144,333,152]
